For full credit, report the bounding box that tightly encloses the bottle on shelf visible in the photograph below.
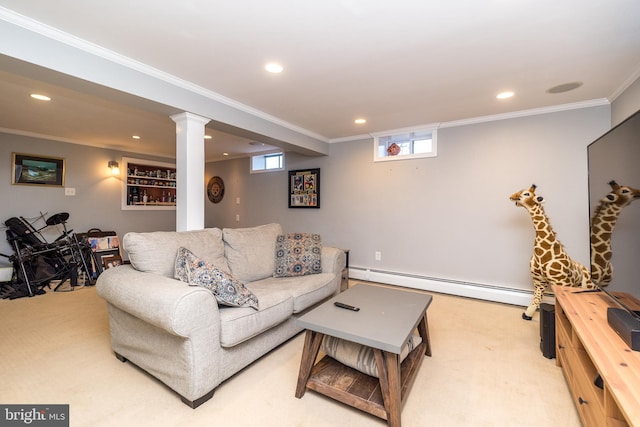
[123,158,177,209]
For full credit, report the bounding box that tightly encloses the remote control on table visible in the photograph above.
[334,301,360,311]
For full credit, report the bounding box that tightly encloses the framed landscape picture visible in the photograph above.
[12,153,65,187]
[288,168,320,208]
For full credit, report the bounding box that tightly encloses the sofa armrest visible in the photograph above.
[321,246,346,275]
[96,265,220,337]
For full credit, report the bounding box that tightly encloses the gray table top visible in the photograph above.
[297,284,432,353]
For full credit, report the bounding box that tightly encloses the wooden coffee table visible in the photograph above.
[295,284,432,427]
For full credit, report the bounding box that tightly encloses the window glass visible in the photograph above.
[251,152,284,173]
[374,129,437,162]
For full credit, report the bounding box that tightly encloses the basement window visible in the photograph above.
[373,128,437,162]
[250,152,284,173]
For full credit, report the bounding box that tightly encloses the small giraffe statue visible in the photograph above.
[590,180,640,286]
[510,184,593,320]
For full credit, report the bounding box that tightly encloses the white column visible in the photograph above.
[170,112,211,231]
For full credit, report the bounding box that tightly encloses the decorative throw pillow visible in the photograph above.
[274,233,322,278]
[174,247,190,283]
[174,247,259,310]
[321,334,423,378]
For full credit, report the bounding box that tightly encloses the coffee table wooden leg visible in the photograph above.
[417,312,432,357]
[374,349,402,427]
[295,330,324,398]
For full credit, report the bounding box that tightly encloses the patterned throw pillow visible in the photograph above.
[322,334,423,378]
[174,247,190,283]
[273,233,322,278]
[174,247,259,310]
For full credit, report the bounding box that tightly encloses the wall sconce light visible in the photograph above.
[108,160,120,175]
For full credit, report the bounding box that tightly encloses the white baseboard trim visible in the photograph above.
[348,267,553,308]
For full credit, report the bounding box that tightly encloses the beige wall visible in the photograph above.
[0,134,176,258]
[205,105,610,294]
[4,84,640,298]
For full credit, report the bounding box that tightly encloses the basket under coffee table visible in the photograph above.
[295,284,432,427]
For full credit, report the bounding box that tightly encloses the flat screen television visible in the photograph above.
[587,108,640,350]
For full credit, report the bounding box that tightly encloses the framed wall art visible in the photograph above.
[207,176,225,203]
[12,152,65,187]
[97,249,121,272]
[103,255,123,270]
[288,168,320,208]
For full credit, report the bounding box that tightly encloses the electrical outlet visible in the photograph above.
[235,214,240,222]
[65,187,76,196]
[236,197,240,204]
[375,251,381,261]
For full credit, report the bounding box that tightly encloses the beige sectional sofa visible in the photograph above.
[96,223,346,408]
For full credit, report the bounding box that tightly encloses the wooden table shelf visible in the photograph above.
[295,284,432,427]
[306,342,427,420]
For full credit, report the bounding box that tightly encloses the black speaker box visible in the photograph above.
[540,303,556,359]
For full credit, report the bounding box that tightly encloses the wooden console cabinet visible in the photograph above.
[553,285,640,426]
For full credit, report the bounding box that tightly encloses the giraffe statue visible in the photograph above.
[590,180,640,286]
[510,184,593,320]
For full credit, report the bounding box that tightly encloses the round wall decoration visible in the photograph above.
[207,176,225,203]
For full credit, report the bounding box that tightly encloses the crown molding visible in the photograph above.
[0,7,329,144]
[0,7,619,147]
[609,65,640,102]
[330,99,611,143]
[439,98,610,129]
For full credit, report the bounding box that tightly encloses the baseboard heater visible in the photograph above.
[348,267,544,308]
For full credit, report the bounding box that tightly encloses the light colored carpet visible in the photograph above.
[0,281,580,426]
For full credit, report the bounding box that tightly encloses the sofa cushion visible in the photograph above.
[174,247,259,310]
[322,334,423,378]
[124,228,229,278]
[274,233,322,277]
[223,223,282,283]
[218,284,293,347]
[249,273,337,313]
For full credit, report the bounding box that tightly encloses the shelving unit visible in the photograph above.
[121,157,176,210]
[554,285,640,426]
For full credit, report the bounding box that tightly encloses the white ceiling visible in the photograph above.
[1,1,639,161]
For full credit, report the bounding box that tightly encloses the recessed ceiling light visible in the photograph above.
[546,82,583,94]
[223,152,229,156]
[265,63,283,73]
[496,91,514,99]
[354,118,367,124]
[132,135,141,140]
[30,93,51,101]
[204,135,212,140]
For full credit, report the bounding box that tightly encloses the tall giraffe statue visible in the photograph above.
[510,184,592,320]
[590,180,640,286]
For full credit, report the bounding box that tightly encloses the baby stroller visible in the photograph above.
[2,213,97,298]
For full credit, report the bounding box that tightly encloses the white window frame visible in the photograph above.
[250,151,285,174]
[373,127,438,162]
